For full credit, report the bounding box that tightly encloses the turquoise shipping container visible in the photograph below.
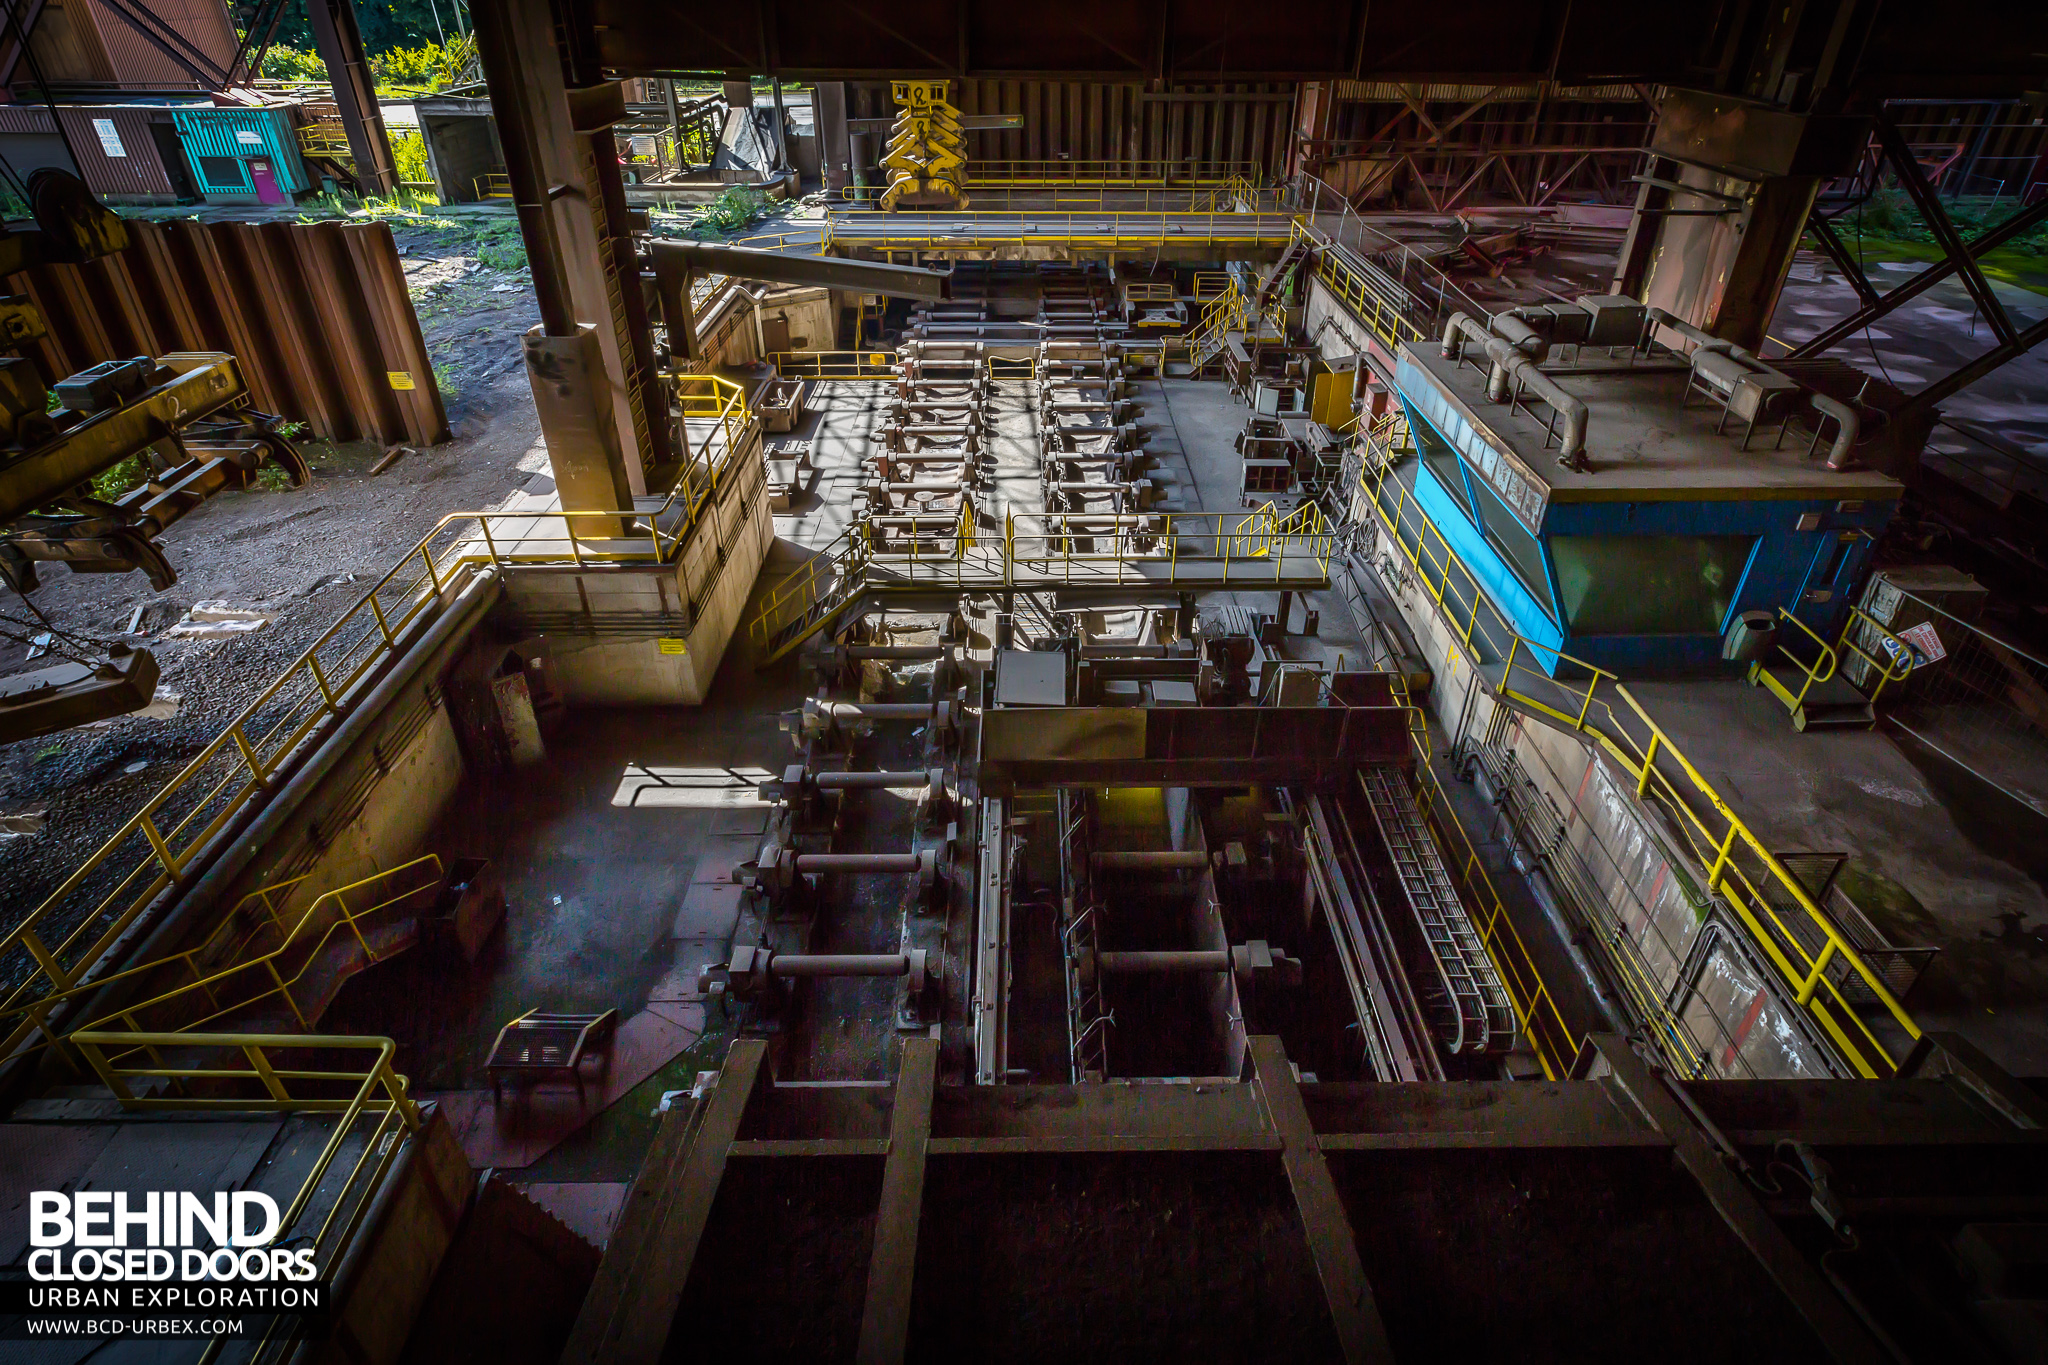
[170,107,311,202]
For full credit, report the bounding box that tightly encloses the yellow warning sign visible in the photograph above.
[656,638,688,655]
[387,371,416,391]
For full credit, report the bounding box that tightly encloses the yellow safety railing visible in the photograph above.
[473,170,512,199]
[1296,217,1424,351]
[72,1031,420,1363]
[1192,272,1232,300]
[1007,502,1336,587]
[60,858,443,1051]
[770,350,897,379]
[964,159,1264,188]
[1358,423,1922,1078]
[747,518,871,656]
[1121,281,1177,304]
[1751,604,1914,720]
[825,208,1293,253]
[1,380,760,1062]
[747,503,1337,663]
[297,124,351,160]
[988,354,1036,380]
[1403,729,1581,1081]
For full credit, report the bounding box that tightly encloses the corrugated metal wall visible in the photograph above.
[0,104,176,198]
[56,107,173,197]
[7,219,449,446]
[88,0,239,87]
[171,107,311,196]
[847,80,1299,179]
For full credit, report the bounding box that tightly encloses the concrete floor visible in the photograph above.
[322,350,2048,1178]
[1629,675,2048,1076]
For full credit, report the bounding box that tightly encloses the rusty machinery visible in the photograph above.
[0,171,307,742]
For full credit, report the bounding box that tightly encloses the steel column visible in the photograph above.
[471,0,662,501]
[305,0,398,198]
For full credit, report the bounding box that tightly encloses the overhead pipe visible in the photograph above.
[1077,941,1305,985]
[700,944,930,1001]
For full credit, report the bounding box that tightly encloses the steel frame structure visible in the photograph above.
[565,1029,2047,1363]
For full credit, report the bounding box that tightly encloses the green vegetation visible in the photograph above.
[91,454,147,501]
[255,43,326,81]
[390,129,432,187]
[256,463,295,490]
[371,34,477,95]
[688,186,771,237]
[474,222,527,271]
[257,34,476,97]
[298,190,451,222]
[1819,190,2048,294]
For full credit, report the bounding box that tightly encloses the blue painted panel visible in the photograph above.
[1409,459,1567,655]
[1395,351,1547,531]
[170,108,309,198]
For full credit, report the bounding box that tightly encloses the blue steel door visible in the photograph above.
[1790,530,1866,638]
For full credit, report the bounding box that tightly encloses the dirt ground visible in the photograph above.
[0,209,550,913]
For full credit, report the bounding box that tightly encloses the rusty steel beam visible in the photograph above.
[305,0,398,198]
[855,1036,939,1365]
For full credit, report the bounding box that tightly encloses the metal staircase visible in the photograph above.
[748,523,872,665]
[1357,763,1517,1055]
[1252,230,1310,308]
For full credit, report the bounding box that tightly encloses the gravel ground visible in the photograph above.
[0,216,550,922]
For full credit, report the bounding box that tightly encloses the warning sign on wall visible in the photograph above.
[1897,620,1947,665]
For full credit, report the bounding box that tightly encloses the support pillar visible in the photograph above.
[306,0,397,198]
[472,0,668,506]
[817,82,853,191]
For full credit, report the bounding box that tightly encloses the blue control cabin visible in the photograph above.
[1383,305,1906,677]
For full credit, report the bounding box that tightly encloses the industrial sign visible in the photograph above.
[91,119,125,158]
[386,371,415,390]
[235,130,263,146]
[1896,620,1946,665]
[657,638,688,654]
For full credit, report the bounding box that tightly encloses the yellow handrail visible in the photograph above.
[1357,423,1921,1078]
[66,857,444,1048]
[1295,217,1425,350]
[1,377,759,1061]
[72,1030,420,1362]
[1757,606,1840,713]
[770,349,896,378]
[1405,743,1580,1080]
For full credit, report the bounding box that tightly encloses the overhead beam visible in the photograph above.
[563,1037,768,1365]
[1788,195,2048,360]
[1593,1037,1894,1365]
[1874,116,2015,346]
[650,240,950,365]
[305,0,398,197]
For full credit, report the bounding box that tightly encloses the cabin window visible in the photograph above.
[1551,534,1754,636]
